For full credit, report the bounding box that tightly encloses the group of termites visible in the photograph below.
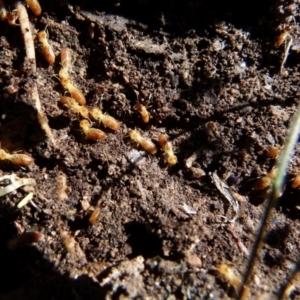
[55,39,178,166]
[0,0,178,168]
[0,0,299,192]
[1,1,300,297]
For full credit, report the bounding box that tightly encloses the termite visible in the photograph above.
[80,120,106,141]
[253,168,277,191]
[59,96,88,118]
[266,145,281,158]
[129,129,157,154]
[275,26,291,47]
[57,171,68,201]
[59,221,86,262]
[25,0,42,16]
[37,30,55,64]
[135,102,150,123]
[90,108,120,131]
[4,84,19,94]
[0,149,34,166]
[89,201,107,225]
[59,69,86,105]
[218,263,250,299]
[60,48,72,71]
[7,231,44,250]
[291,174,300,189]
[158,134,177,165]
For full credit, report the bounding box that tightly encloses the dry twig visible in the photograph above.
[16,2,56,146]
[211,172,239,221]
[226,224,249,257]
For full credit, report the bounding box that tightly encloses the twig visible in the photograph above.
[211,172,239,221]
[280,35,293,73]
[16,2,56,146]
[226,224,249,257]
[237,105,300,299]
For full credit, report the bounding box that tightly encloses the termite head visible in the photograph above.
[167,155,177,166]
[90,108,102,119]
[59,69,69,81]
[37,30,47,41]
[80,119,91,130]
[129,129,141,141]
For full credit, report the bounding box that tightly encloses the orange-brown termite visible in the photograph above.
[129,129,157,154]
[0,149,34,166]
[89,201,107,225]
[158,134,177,165]
[275,26,291,47]
[59,96,88,118]
[217,263,250,299]
[291,174,300,189]
[60,48,72,71]
[80,120,106,141]
[135,102,150,123]
[37,30,55,64]
[7,231,44,250]
[57,171,68,201]
[90,108,120,131]
[25,0,42,16]
[59,221,86,262]
[59,68,86,105]
[253,168,277,191]
[266,145,281,158]
[4,84,19,94]
[89,207,101,225]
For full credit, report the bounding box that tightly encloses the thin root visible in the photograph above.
[16,2,56,146]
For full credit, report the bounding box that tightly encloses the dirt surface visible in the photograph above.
[0,0,300,299]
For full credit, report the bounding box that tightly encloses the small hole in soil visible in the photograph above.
[124,221,163,259]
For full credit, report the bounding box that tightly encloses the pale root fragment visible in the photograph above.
[0,174,36,197]
[57,171,68,201]
[17,192,34,208]
[16,2,55,146]
[210,172,239,221]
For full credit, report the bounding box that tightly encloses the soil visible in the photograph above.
[0,0,300,299]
